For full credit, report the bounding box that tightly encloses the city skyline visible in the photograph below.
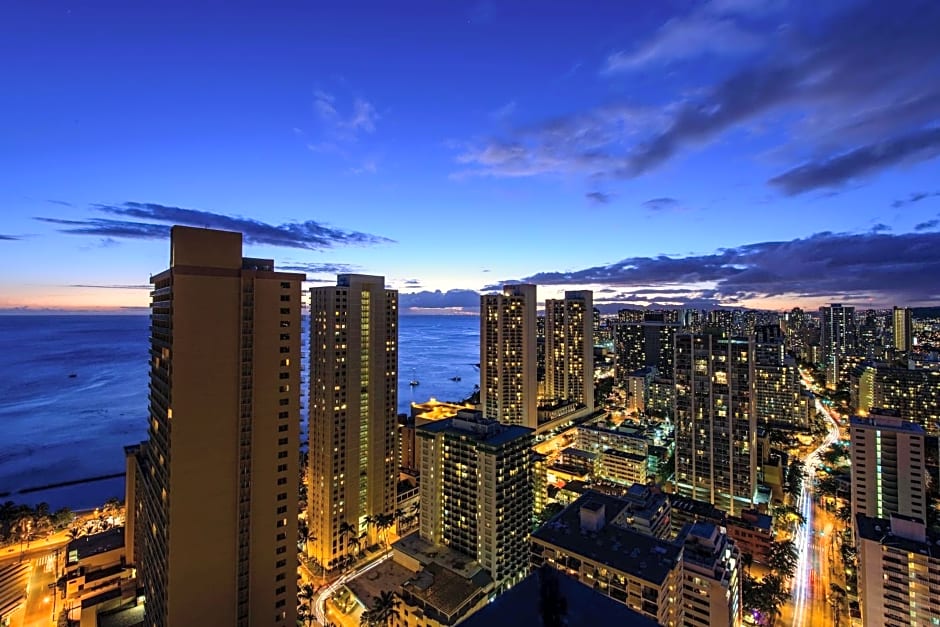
[2,1,940,313]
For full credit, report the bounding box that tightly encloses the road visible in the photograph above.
[789,392,842,627]
[312,553,391,626]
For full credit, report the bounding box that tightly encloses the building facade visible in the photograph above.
[850,412,928,523]
[136,226,302,626]
[544,290,594,410]
[417,411,533,590]
[674,333,757,515]
[481,284,537,428]
[309,274,398,570]
[820,303,857,388]
[857,514,940,627]
[892,306,913,354]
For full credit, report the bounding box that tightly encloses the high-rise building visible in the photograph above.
[850,364,940,431]
[820,303,857,388]
[544,290,594,410]
[674,333,757,515]
[850,411,927,523]
[754,325,803,428]
[893,306,913,354]
[308,274,398,570]
[856,513,940,627]
[417,410,533,590]
[480,284,537,428]
[613,316,678,383]
[679,521,742,627]
[135,226,303,626]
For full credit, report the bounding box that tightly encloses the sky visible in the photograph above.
[1,0,939,313]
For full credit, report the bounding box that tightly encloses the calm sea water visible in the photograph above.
[0,314,479,509]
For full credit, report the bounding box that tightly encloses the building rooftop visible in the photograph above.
[561,447,597,460]
[532,491,681,585]
[460,567,659,627]
[401,561,493,619]
[393,533,485,580]
[856,514,940,557]
[416,412,533,447]
[667,494,726,523]
[850,413,925,433]
[67,526,124,563]
[728,509,772,532]
[603,449,646,462]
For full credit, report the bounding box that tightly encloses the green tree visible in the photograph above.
[768,539,799,580]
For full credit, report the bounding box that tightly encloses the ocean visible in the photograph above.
[0,314,479,510]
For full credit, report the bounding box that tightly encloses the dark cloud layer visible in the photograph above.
[504,230,940,305]
[0,234,21,241]
[586,191,613,205]
[278,262,359,275]
[399,289,481,310]
[455,1,940,195]
[36,202,393,251]
[642,197,680,211]
[892,191,940,208]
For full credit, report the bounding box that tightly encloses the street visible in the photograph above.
[788,393,842,627]
[312,553,391,626]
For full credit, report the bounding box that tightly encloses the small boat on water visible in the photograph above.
[409,369,419,387]
[450,376,461,382]
[68,373,77,378]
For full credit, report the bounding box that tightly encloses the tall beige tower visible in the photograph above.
[544,290,594,410]
[892,306,913,353]
[850,411,927,523]
[136,226,303,627]
[480,284,537,429]
[308,275,398,570]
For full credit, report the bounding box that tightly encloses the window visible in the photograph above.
[280,282,291,289]
[278,411,289,419]
[275,598,286,608]
[278,424,288,433]
[277,533,287,542]
[277,505,287,514]
[277,464,288,472]
[278,437,288,445]
[280,308,290,315]
[276,546,287,554]
[278,451,288,459]
[277,477,287,485]
[277,492,288,501]
[279,398,289,406]
[276,559,286,568]
[276,573,286,582]
[280,295,290,302]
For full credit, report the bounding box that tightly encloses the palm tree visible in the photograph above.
[338,521,357,570]
[376,514,394,555]
[297,602,315,627]
[364,591,399,626]
[741,551,754,575]
[768,539,799,580]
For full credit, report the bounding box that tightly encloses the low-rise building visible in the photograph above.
[679,521,742,627]
[612,484,671,539]
[599,449,648,486]
[63,526,136,622]
[725,509,773,565]
[667,494,726,540]
[530,492,682,626]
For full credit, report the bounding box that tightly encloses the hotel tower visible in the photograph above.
[135,226,303,626]
[308,275,398,570]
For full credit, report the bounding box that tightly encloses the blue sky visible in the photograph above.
[1,0,939,312]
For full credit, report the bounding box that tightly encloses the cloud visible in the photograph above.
[277,262,359,275]
[490,100,517,121]
[891,191,940,209]
[0,234,21,241]
[603,12,762,72]
[399,289,482,311]
[586,191,613,205]
[641,197,684,211]
[46,199,75,207]
[313,90,379,140]
[402,279,422,287]
[37,202,394,250]
[870,224,892,233]
[455,1,940,194]
[349,160,378,175]
[769,127,940,195]
[66,284,151,290]
[498,229,940,305]
[915,219,939,231]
